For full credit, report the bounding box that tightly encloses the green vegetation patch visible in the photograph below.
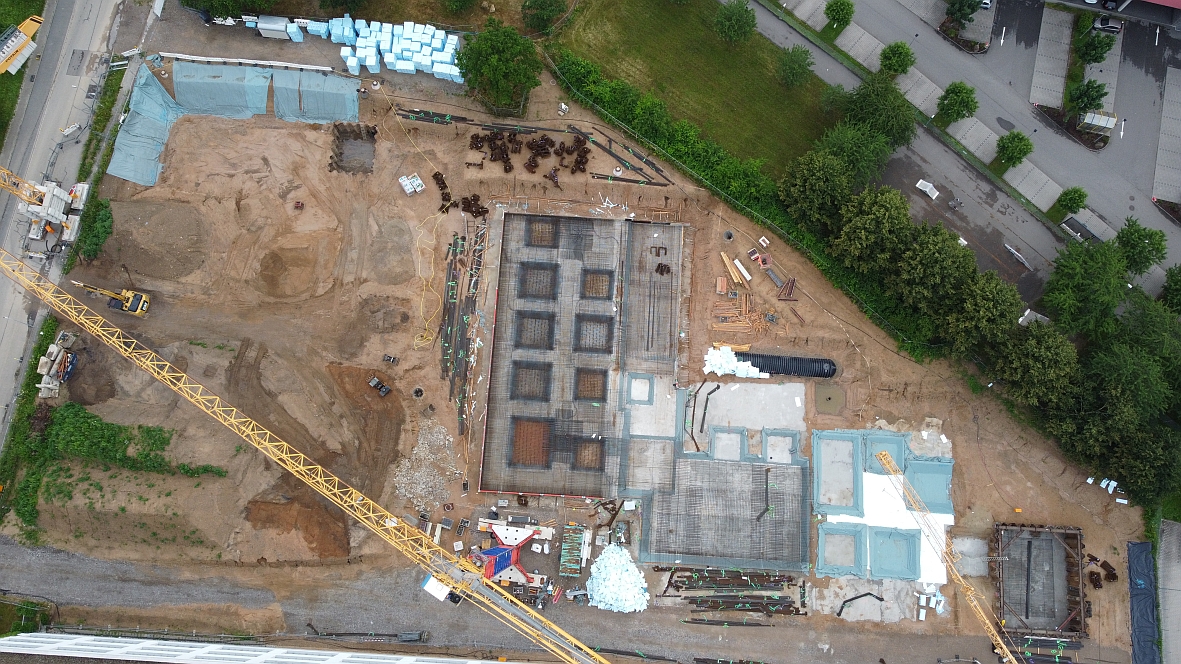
[77,68,126,181]
[559,0,830,175]
[0,318,225,530]
[0,599,51,637]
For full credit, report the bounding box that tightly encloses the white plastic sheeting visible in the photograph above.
[587,544,649,613]
[826,473,955,585]
[703,346,769,378]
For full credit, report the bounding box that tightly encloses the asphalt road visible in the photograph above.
[849,0,1175,292]
[0,0,123,454]
[0,535,1027,664]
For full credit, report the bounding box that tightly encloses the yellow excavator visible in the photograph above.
[70,280,150,317]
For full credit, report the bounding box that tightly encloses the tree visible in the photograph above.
[814,122,892,190]
[1115,290,1181,405]
[824,0,855,29]
[945,0,978,27]
[715,0,757,44]
[995,130,1033,168]
[1042,240,1128,340]
[820,84,849,115]
[631,93,674,145]
[777,44,815,89]
[1115,216,1168,276]
[1055,186,1087,214]
[945,271,1023,355]
[1067,79,1108,116]
[1077,32,1117,65]
[1162,264,1181,314]
[936,82,978,124]
[456,19,544,108]
[831,186,914,272]
[778,150,851,237]
[521,0,567,33]
[993,322,1080,409]
[890,223,977,316]
[846,73,917,148]
[879,41,915,76]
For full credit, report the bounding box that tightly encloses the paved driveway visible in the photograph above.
[848,0,1175,292]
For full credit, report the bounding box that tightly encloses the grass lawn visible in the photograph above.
[559,0,832,177]
[987,156,1009,178]
[818,21,844,44]
[1045,202,1068,224]
[0,0,47,156]
[1164,490,1181,523]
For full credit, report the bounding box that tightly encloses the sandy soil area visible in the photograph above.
[0,72,1136,658]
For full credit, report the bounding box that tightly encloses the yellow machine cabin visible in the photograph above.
[70,280,151,317]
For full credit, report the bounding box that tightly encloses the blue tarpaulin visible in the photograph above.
[173,62,271,119]
[107,67,186,186]
[273,69,358,124]
[1128,541,1161,664]
[107,64,359,187]
[292,70,359,123]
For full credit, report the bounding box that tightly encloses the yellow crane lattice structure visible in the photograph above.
[874,450,1017,664]
[0,165,44,206]
[0,247,610,664]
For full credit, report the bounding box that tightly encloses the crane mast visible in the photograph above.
[875,450,1017,664]
[0,248,610,664]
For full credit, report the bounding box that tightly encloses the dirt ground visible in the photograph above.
[0,66,1136,661]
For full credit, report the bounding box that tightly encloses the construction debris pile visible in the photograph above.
[703,346,768,378]
[35,330,78,398]
[587,544,649,613]
[659,567,806,617]
[710,294,774,335]
[438,222,488,436]
[390,419,460,511]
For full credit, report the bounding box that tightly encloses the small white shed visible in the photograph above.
[257,15,291,39]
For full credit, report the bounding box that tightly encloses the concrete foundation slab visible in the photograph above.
[897,68,941,118]
[835,24,884,72]
[1153,67,1181,203]
[698,382,805,432]
[1162,520,1181,664]
[1004,160,1063,212]
[628,374,677,438]
[1029,8,1073,108]
[948,117,1000,164]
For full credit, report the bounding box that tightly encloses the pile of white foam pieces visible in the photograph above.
[586,544,649,613]
[703,345,769,378]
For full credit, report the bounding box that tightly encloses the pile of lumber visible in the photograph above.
[710,295,770,334]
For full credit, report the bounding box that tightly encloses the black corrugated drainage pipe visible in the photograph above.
[735,352,837,378]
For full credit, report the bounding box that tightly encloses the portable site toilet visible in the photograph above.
[257,15,291,39]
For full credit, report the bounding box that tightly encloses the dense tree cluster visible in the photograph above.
[715,0,757,44]
[552,48,1181,505]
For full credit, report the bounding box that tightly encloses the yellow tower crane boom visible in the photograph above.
[0,165,45,206]
[874,450,1017,664]
[0,247,610,664]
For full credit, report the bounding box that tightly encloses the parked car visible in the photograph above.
[1101,0,1119,9]
[979,0,991,8]
[1093,15,1123,33]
